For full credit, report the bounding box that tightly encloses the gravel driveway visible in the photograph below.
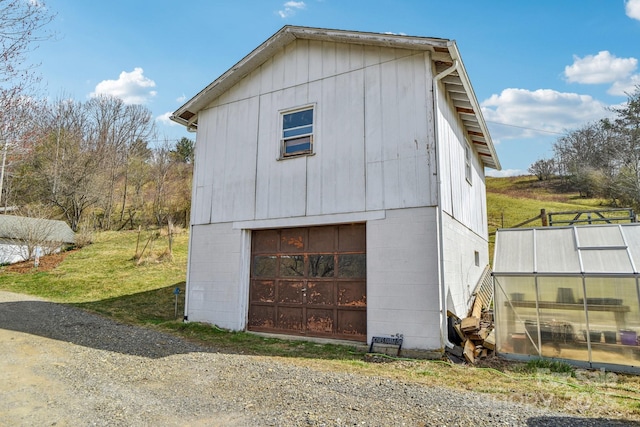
[0,290,637,427]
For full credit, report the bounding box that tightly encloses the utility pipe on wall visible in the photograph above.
[433,56,459,350]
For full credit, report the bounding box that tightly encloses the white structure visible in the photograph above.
[494,224,640,373]
[172,26,500,351]
[0,215,75,265]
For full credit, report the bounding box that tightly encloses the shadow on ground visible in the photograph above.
[527,416,640,426]
[0,290,207,359]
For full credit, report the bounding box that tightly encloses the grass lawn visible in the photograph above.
[0,180,639,420]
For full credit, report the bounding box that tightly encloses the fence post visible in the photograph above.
[540,209,548,227]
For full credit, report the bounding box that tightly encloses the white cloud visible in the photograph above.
[626,0,640,20]
[564,51,637,84]
[156,112,178,126]
[176,94,187,104]
[608,73,640,96]
[481,88,609,140]
[91,67,157,105]
[278,1,306,18]
[486,169,527,178]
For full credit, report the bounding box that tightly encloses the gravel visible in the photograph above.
[0,290,638,427]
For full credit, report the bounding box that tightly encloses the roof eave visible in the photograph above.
[446,42,501,171]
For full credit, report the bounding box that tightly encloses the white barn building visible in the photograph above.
[171,26,500,352]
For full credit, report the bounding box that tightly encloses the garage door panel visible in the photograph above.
[337,310,366,336]
[307,281,334,305]
[308,226,335,252]
[280,228,306,253]
[338,224,366,251]
[277,281,303,304]
[252,229,279,252]
[277,307,303,331]
[249,305,275,329]
[251,280,275,303]
[337,281,366,306]
[250,225,366,341]
[306,309,334,334]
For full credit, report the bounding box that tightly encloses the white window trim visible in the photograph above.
[464,141,473,185]
[278,104,316,160]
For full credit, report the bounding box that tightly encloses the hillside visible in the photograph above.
[486,175,616,233]
[485,175,627,260]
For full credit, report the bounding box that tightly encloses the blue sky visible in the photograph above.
[32,0,640,176]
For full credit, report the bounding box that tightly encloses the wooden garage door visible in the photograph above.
[249,224,366,341]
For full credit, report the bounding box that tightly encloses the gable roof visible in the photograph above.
[0,215,75,244]
[171,25,500,170]
[493,224,640,275]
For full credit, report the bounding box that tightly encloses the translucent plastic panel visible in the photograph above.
[585,277,640,365]
[576,225,625,248]
[535,228,581,273]
[493,230,534,273]
[494,276,540,356]
[536,277,589,362]
[622,225,640,271]
[581,249,634,274]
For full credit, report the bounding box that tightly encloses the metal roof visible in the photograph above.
[493,224,640,275]
[0,215,75,244]
[171,25,500,170]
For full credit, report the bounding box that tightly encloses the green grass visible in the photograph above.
[520,358,576,377]
[486,176,615,260]
[0,179,639,419]
[486,175,610,233]
[0,230,188,302]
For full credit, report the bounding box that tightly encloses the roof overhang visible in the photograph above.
[171,25,500,170]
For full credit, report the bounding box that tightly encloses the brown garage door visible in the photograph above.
[249,224,366,341]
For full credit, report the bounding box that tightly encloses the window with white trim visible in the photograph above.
[464,142,473,184]
[280,106,314,158]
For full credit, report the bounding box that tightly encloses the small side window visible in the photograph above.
[280,106,314,158]
[465,142,473,184]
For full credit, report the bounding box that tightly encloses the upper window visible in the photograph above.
[464,142,473,184]
[281,106,314,158]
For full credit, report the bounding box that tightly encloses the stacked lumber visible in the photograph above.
[444,266,496,364]
[446,308,495,364]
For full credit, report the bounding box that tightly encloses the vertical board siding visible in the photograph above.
[365,51,434,211]
[436,84,488,237]
[199,98,259,224]
[255,88,309,219]
[442,213,489,316]
[197,39,437,224]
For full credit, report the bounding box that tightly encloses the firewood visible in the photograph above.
[461,316,480,333]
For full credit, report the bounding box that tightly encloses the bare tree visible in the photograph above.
[528,158,555,181]
[86,96,155,229]
[0,1,54,205]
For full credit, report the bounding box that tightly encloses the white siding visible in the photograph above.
[186,37,491,350]
[441,213,490,317]
[194,97,259,224]
[435,82,488,238]
[186,223,244,329]
[367,207,441,350]
[192,40,437,225]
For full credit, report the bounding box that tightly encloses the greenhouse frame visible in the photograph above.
[493,223,640,373]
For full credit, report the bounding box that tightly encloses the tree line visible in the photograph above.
[2,96,194,232]
[529,87,640,210]
[0,2,194,233]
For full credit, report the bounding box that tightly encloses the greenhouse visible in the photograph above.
[493,223,640,373]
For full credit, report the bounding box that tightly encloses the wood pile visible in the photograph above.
[446,309,495,364]
[446,266,495,364]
